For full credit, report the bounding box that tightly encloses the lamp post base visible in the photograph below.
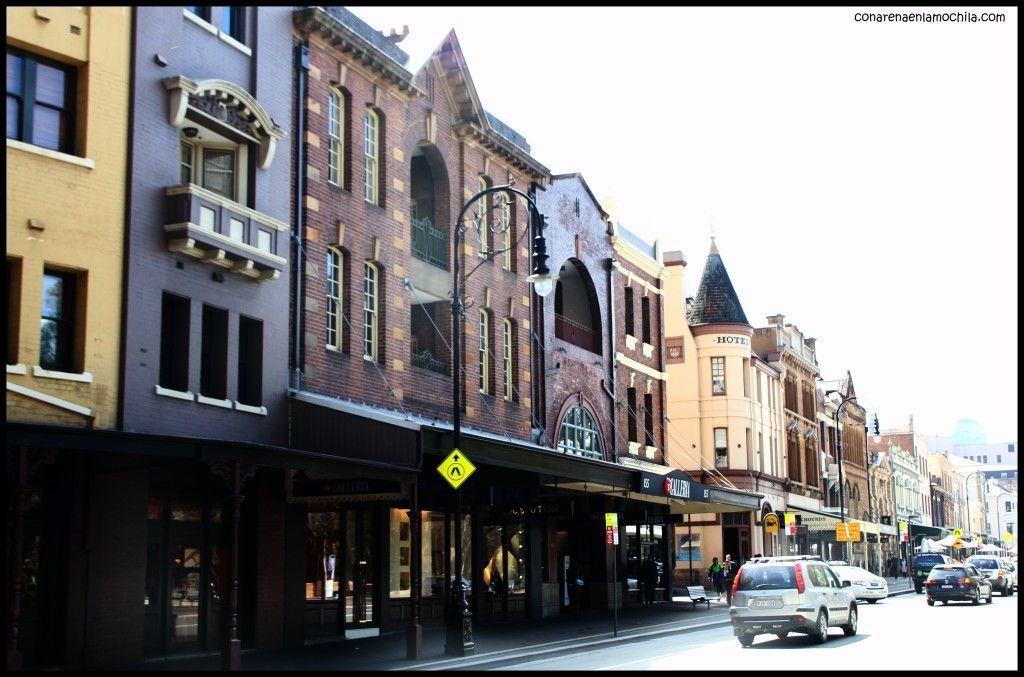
[444,613,474,657]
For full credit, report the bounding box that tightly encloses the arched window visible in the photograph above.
[558,405,602,460]
[477,175,491,256]
[363,262,379,361]
[503,318,515,401]
[328,88,348,187]
[363,108,379,204]
[478,308,491,394]
[326,247,345,350]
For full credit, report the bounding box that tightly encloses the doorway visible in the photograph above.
[478,521,527,622]
[144,496,226,658]
[304,506,379,639]
[722,512,751,564]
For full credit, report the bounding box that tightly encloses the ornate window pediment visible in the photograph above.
[163,76,285,169]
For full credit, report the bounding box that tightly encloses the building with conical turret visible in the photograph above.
[664,239,786,580]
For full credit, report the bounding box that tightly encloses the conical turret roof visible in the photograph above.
[688,238,749,326]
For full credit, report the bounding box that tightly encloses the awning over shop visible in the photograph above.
[909,523,948,539]
[625,461,763,514]
[790,507,840,532]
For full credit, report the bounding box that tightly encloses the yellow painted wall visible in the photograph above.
[6,7,132,429]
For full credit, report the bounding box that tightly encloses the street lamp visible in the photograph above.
[826,389,857,562]
[992,491,1014,553]
[963,470,987,540]
[446,182,556,657]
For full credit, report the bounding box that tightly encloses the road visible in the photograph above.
[496,593,1018,671]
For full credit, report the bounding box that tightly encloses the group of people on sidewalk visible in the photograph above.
[707,554,740,604]
[886,555,909,579]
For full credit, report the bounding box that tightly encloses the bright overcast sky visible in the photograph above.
[348,6,1018,443]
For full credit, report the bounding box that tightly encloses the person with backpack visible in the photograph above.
[723,553,739,604]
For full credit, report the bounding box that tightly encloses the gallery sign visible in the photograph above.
[635,469,710,502]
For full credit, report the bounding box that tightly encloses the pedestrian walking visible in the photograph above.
[640,552,658,607]
[708,557,725,597]
[899,556,908,579]
[723,554,738,605]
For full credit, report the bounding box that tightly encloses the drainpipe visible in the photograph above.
[291,42,309,400]
[603,256,619,463]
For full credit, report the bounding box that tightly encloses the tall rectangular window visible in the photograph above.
[641,296,651,344]
[328,89,344,186]
[180,141,194,184]
[627,387,638,444]
[715,427,728,468]
[624,286,635,336]
[200,304,228,399]
[643,393,655,447]
[39,269,78,372]
[711,356,726,395]
[7,49,76,153]
[186,7,245,42]
[743,358,750,397]
[477,176,490,256]
[478,309,490,394]
[363,263,378,361]
[756,370,763,403]
[326,248,344,350]
[502,196,514,271]
[503,318,514,400]
[7,258,22,365]
[160,292,191,392]
[363,109,379,204]
[237,315,262,406]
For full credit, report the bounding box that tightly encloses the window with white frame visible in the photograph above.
[503,318,514,400]
[39,268,81,373]
[478,308,490,394]
[328,88,345,187]
[326,248,344,350]
[502,194,513,270]
[557,405,602,460]
[180,140,241,202]
[477,176,490,256]
[7,49,77,154]
[363,262,378,361]
[363,109,379,204]
[714,427,728,468]
[711,356,726,395]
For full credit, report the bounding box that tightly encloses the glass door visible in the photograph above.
[168,538,203,653]
[345,509,376,629]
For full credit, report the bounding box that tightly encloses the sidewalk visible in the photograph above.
[144,577,915,672]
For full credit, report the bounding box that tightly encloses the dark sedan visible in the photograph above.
[925,564,993,606]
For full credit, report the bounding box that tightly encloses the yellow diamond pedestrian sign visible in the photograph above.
[438,448,476,489]
[952,528,963,539]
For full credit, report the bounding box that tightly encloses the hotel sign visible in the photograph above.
[715,336,749,345]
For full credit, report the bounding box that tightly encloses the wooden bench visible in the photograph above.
[675,585,712,610]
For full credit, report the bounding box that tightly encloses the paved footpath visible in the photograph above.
[144,578,914,671]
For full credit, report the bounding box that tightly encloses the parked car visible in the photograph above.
[830,564,889,603]
[925,563,993,605]
[911,553,954,593]
[965,555,1014,596]
[1001,559,1018,592]
[729,555,858,647]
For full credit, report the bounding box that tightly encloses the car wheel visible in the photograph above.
[927,599,935,606]
[914,585,922,594]
[738,634,754,647]
[842,607,858,637]
[1005,584,1014,597]
[868,599,877,604]
[813,611,828,644]
[972,589,981,605]
[986,592,993,604]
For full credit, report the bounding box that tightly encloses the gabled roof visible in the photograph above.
[425,31,549,180]
[688,238,749,326]
[550,173,609,220]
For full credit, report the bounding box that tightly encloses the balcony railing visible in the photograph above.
[411,348,448,375]
[164,184,287,281]
[554,314,600,354]
[411,216,448,270]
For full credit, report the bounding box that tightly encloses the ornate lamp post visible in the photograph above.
[963,470,987,541]
[446,182,556,656]
[826,389,858,562]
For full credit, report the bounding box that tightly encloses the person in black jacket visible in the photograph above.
[723,553,739,605]
[640,552,659,607]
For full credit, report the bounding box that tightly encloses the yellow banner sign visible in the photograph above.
[764,513,779,534]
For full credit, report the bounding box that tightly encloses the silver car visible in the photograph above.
[965,555,1015,596]
[729,555,858,647]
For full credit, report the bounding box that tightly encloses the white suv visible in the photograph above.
[729,555,858,647]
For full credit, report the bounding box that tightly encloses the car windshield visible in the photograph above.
[928,567,967,579]
[914,555,945,567]
[736,565,794,590]
[967,558,999,569]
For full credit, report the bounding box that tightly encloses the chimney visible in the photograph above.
[766,314,784,328]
